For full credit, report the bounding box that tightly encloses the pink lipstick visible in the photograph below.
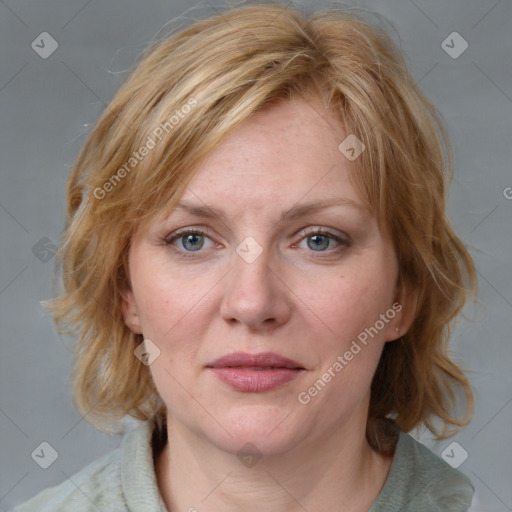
[207,352,305,392]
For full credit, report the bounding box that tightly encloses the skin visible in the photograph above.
[122,94,416,512]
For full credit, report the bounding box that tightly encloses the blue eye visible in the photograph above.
[307,233,331,251]
[298,230,346,252]
[166,229,214,253]
[181,233,204,251]
[165,228,349,257]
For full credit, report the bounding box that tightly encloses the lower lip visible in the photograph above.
[208,368,303,392]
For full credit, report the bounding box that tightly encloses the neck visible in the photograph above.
[155,407,394,512]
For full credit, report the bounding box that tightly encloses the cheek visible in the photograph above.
[132,259,213,339]
[131,260,223,388]
[295,270,392,416]
[300,262,396,349]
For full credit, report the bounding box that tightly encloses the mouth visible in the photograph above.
[206,352,305,392]
[207,352,304,370]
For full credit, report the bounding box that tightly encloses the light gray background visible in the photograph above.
[1,0,511,510]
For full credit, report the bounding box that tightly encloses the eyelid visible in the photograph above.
[163,227,218,258]
[164,226,215,243]
[164,225,351,256]
[295,226,350,244]
[165,226,347,242]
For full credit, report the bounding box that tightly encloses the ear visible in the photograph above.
[384,278,418,342]
[120,287,143,335]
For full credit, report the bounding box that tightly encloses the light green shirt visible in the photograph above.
[13,420,474,511]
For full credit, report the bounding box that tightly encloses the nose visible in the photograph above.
[219,242,292,331]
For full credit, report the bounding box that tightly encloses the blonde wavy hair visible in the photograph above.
[48,1,476,448]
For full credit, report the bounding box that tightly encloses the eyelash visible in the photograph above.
[164,227,350,258]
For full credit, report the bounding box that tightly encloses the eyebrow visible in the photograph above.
[172,197,367,224]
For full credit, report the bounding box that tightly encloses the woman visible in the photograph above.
[14,2,477,511]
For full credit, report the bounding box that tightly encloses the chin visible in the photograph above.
[200,403,307,458]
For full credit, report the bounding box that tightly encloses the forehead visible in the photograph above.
[176,95,363,212]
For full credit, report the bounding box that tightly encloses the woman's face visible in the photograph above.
[122,95,412,456]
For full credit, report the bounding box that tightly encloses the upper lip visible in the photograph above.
[207,352,304,369]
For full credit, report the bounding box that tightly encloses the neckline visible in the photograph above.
[145,419,404,511]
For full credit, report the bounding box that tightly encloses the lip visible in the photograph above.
[206,352,305,392]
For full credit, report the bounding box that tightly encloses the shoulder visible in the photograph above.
[371,431,474,512]
[12,448,124,512]
[13,420,165,512]
[401,433,474,510]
